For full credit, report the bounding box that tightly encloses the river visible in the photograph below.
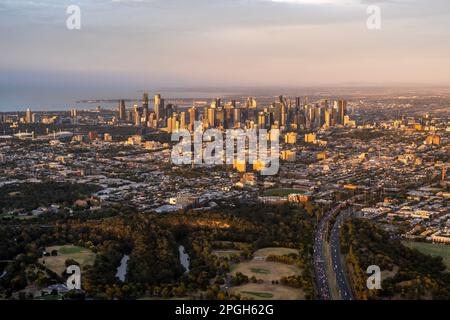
[178,245,190,273]
[116,255,129,282]
[115,247,189,281]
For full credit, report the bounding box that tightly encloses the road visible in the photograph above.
[330,212,353,300]
[313,218,331,299]
[313,197,360,300]
[313,203,342,300]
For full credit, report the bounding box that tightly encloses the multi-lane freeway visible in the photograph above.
[313,206,333,300]
[313,197,360,300]
[330,212,354,300]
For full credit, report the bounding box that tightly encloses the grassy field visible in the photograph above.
[0,213,35,220]
[250,268,271,274]
[138,297,190,301]
[230,283,305,300]
[231,260,299,282]
[59,246,85,255]
[242,291,273,298]
[212,241,251,250]
[402,241,450,269]
[263,189,300,197]
[212,250,242,258]
[39,245,96,275]
[228,247,304,299]
[253,247,298,259]
[36,294,63,300]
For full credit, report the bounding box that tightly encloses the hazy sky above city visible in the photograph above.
[1,0,450,108]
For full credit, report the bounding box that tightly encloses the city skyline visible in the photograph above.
[0,88,448,302]
[1,0,450,110]
[0,0,449,308]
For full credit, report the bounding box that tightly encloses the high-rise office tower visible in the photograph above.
[315,105,325,128]
[248,107,257,123]
[233,108,241,127]
[148,112,155,128]
[134,105,141,126]
[154,94,165,123]
[273,102,281,125]
[215,98,222,109]
[142,93,149,121]
[247,97,257,109]
[267,111,275,129]
[225,108,233,129]
[279,96,288,112]
[280,102,287,127]
[188,106,197,131]
[207,107,215,128]
[165,104,174,120]
[295,97,301,109]
[287,101,295,126]
[154,94,161,111]
[297,113,306,130]
[210,98,220,109]
[167,113,178,133]
[306,105,315,129]
[332,101,339,125]
[180,111,186,129]
[119,100,126,121]
[258,112,266,129]
[200,106,208,126]
[245,97,251,108]
[216,107,225,127]
[26,108,32,124]
[324,109,332,127]
[167,116,173,133]
[160,99,165,118]
[337,100,347,125]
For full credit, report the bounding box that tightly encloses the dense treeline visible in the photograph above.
[340,218,450,300]
[0,182,101,212]
[0,215,183,299]
[159,203,317,299]
[0,202,318,300]
[267,253,313,292]
[266,253,299,265]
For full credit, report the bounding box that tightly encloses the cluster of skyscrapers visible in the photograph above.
[117,93,349,133]
[0,109,36,124]
[118,93,167,128]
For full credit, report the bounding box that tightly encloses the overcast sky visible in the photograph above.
[1,0,450,108]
